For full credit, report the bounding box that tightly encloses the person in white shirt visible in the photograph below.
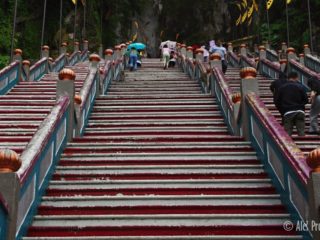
[201,45,209,62]
[162,44,170,69]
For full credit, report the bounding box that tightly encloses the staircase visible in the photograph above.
[0,63,89,155]
[225,66,319,153]
[23,59,301,239]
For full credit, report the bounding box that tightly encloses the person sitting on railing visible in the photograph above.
[307,77,320,135]
[129,47,138,71]
[270,71,287,115]
[275,72,308,136]
[210,40,227,73]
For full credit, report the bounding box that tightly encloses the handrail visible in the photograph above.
[0,193,8,213]
[194,60,209,93]
[29,57,48,81]
[289,59,320,87]
[68,51,80,66]
[75,68,98,136]
[0,61,20,94]
[17,96,70,183]
[51,53,67,73]
[259,58,281,79]
[0,192,8,240]
[246,93,310,185]
[227,52,240,67]
[210,66,237,135]
[13,96,70,238]
[266,49,279,62]
[244,93,311,231]
[101,60,113,94]
[240,55,255,68]
[305,54,320,73]
[80,49,89,62]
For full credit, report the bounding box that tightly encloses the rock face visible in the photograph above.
[114,0,231,57]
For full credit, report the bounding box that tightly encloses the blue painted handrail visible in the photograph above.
[68,51,81,66]
[75,67,99,136]
[14,96,70,238]
[101,61,114,94]
[289,59,320,87]
[240,55,256,68]
[101,58,124,95]
[29,58,48,81]
[51,54,67,73]
[304,54,320,73]
[266,49,279,62]
[244,93,311,239]
[227,52,240,67]
[0,61,20,95]
[0,193,8,240]
[80,50,89,62]
[259,58,281,79]
[210,67,238,135]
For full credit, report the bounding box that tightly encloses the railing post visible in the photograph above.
[180,44,187,57]
[195,48,204,62]
[227,42,233,52]
[279,59,288,72]
[74,41,79,52]
[60,42,67,54]
[56,68,76,141]
[306,149,320,240]
[74,94,82,137]
[210,53,222,71]
[278,50,283,60]
[22,60,30,81]
[259,45,266,59]
[281,42,288,53]
[41,45,49,58]
[240,44,247,56]
[114,45,121,60]
[231,93,241,136]
[89,53,101,70]
[304,44,311,55]
[240,67,258,140]
[0,149,22,240]
[48,57,53,72]
[89,53,101,93]
[186,46,193,59]
[83,40,88,51]
[299,53,305,65]
[98,44,103,58]
[104,49,113,61]
[253,44,258,54]
[120,43,127,56]
[12,49,22,82]
[12,49,22,62]
[287,47,297,61]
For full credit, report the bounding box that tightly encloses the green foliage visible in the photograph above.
[0,56,9,69]
[256,0,319,52]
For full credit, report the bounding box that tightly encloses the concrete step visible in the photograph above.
[30,213,291,227]
[23,236,303,240]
